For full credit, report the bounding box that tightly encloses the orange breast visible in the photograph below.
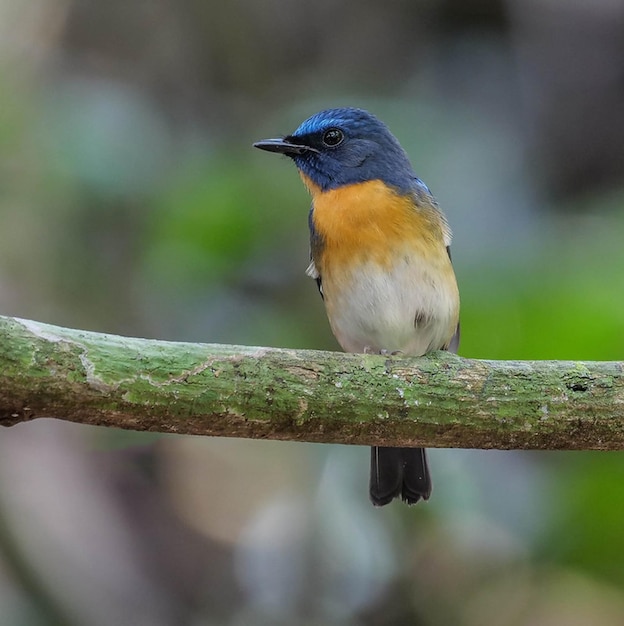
[303,175,449,277]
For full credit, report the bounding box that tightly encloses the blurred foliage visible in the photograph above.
[1,0,624,624]
[460,192,624,361]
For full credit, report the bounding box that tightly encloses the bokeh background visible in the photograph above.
[1,0,624,624]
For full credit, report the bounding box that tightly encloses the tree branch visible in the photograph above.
[1,315,623,449]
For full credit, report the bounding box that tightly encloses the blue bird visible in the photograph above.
[255,108,460,505]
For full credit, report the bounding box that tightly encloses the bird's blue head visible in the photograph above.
[254,108,418,194]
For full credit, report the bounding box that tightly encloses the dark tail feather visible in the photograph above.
[369,446,432,506]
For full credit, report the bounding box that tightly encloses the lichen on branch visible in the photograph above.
[1,315,624,450]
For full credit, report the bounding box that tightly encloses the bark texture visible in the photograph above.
[1,315,623,449]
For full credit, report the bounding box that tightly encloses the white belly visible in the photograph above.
[323,257,459,356]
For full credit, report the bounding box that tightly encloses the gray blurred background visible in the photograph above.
[1,0,624,624]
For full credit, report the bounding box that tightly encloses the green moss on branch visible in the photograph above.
[1,315,624,449]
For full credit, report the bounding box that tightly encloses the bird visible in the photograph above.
[254,107,460,506]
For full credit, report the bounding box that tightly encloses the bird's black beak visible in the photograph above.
[253,137,319,155]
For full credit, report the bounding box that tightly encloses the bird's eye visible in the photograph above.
[322,128,344,147]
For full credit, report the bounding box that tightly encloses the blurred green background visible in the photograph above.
[1,1,624,624]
